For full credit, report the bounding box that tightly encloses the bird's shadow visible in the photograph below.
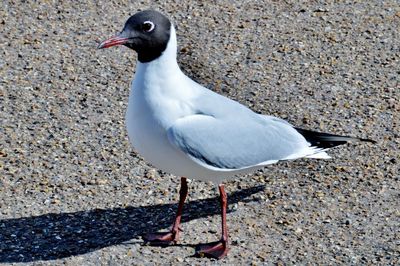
[0,185,264,263]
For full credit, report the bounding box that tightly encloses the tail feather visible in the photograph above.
[295,127,376,149]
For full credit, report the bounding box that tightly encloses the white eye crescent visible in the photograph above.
[142,21,155,32]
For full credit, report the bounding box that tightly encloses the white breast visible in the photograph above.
[125,66,189,171]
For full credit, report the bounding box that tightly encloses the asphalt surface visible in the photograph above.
[1,1,399,265]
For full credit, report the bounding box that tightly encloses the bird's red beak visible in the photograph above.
[97,35,129,49]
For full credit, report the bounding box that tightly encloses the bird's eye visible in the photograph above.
[142,21,155,32]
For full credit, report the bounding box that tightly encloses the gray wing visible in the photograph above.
[167,113,309,169]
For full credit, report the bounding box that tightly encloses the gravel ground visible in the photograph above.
[1,0,399,265]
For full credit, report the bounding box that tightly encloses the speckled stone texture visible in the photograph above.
[0,1,399,265]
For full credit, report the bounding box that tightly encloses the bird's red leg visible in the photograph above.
[195,184,229,259]
[143,177,188,245]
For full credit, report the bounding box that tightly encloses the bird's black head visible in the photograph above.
[98,10,171,63]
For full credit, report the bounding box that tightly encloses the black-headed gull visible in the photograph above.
[98,10,374,259]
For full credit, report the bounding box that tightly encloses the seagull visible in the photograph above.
[98,10,374,259]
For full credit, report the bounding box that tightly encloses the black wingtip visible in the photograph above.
[295,127,376,149]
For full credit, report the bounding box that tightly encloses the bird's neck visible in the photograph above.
[135,25,180,78]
